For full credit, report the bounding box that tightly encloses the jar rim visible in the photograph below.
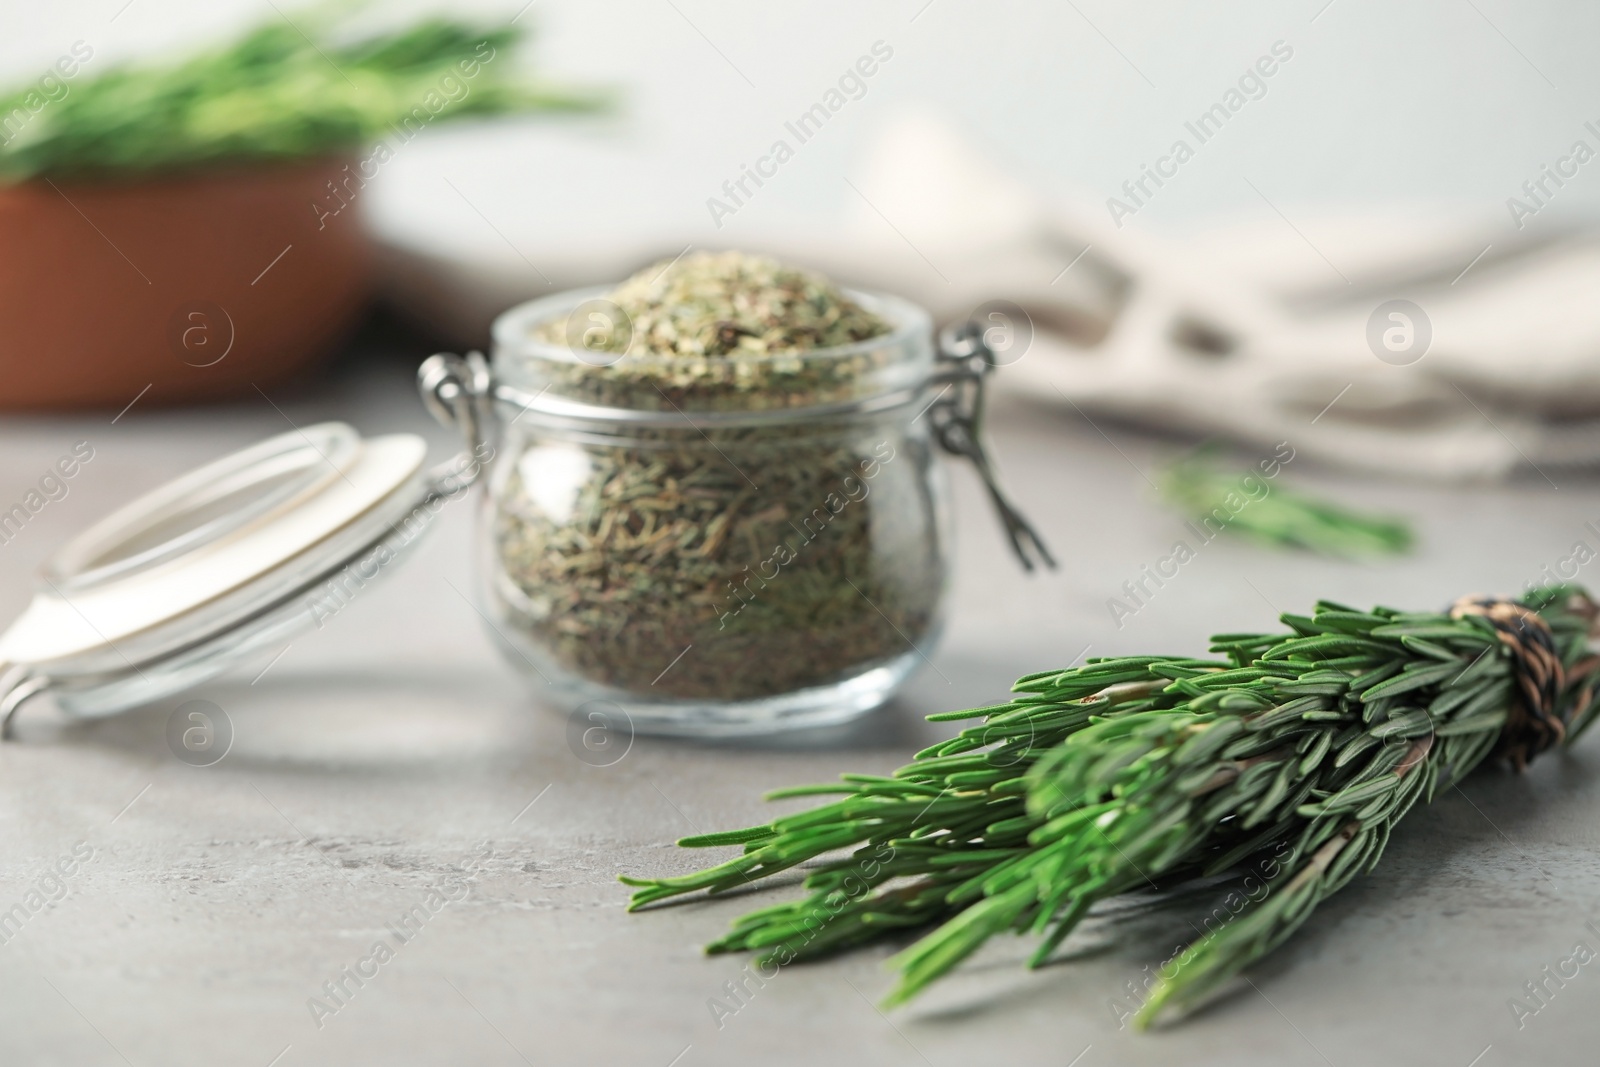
[491,285,932,369]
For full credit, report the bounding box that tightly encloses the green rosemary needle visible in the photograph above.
[622,585,1599,1026]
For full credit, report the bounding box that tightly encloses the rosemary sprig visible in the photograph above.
[623,585,1599,1026]
[1159,449,1413,557]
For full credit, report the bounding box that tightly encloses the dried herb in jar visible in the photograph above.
[492,252,944,702]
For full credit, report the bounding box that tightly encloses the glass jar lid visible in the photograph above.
[0,422,441,730]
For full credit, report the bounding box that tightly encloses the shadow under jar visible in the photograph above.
[420,286,1050,737]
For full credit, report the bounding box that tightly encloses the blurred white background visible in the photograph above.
[9,0,1598,248]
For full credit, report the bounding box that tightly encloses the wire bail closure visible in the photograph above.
[418,350,495,496]
[930,322,1056,572]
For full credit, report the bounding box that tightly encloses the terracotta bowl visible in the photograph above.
[0,159,372,411]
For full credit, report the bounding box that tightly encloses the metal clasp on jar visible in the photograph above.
[417,350,495,495]
[926,322,1056,572]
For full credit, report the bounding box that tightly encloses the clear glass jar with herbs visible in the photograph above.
[417,252,1051,735]
[477,255,950,734]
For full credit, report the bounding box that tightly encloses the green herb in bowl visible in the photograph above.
[0,12,602,181]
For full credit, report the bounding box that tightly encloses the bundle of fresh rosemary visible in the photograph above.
[624,585,1600,1025]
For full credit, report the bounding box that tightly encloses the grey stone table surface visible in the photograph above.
[1,352,1597,1067]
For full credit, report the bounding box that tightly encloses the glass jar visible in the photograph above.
[419,286,1050,737]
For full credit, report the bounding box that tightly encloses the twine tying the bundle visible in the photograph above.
[1451,592,1600,770]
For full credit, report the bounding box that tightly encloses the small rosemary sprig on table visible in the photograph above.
[623,585,1599,1026]
[1159,449,1413,557]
